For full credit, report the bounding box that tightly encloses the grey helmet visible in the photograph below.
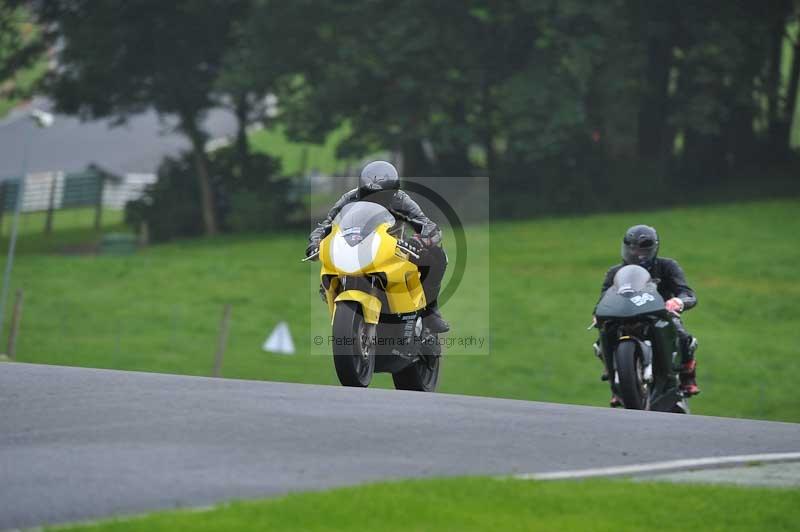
[358,160,400,198]
[621,224,659,268]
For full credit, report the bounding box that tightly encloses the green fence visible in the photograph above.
[0,169,103,213]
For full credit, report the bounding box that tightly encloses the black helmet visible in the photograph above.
[358,160,400,198]
[621,225,659,268]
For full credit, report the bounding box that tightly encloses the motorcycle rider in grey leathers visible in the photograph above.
[306,161,450,333]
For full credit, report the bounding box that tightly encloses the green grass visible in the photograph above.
[0,207,126,254]
[53,476,800,531]
[5,199,800,422]
[248,124,355,175]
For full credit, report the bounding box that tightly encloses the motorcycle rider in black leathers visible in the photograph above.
[594,224,699,407]
[305,160,450,333]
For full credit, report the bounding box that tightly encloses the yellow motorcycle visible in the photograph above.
[305,201,441,391]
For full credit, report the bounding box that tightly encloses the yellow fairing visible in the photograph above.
[334,291,382,324]
[320,222,426,316]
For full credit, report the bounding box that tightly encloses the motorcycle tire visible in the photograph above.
[332,301,375,387]
[615,340,647,410]
[392,335,440,392]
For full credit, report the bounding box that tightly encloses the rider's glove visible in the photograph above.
[305,242,320,261]
[665,297,684,314]
[411,234,434,249]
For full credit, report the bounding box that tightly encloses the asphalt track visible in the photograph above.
[1,363,799,529]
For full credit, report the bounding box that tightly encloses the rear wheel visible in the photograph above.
[615,340,648,410]
[332,301,375,387]
[392,335,440,392]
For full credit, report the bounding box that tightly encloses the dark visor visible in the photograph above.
[625,238,655,248]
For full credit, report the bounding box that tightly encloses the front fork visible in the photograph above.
[593,341,609,381]
[594,326,616,381]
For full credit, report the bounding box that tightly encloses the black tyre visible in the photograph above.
[614,340,647,410]
[332,301,375,387]
[392,336,440,392]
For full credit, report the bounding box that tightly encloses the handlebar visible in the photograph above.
[301,249,319,262]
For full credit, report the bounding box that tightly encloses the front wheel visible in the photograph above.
[614,340,648,410]
[332,301,375,387]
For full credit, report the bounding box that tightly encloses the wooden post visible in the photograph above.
[299,146,309,177]
[44,172,58,235]
[138,221,149,247]
[93,173,104,232]
[0,182,5,234]
[7,289,24,359]
[212,304,232,377]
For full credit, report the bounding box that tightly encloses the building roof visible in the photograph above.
[0,98,237,180]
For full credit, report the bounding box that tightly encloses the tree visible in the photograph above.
[769,6,800,159]
[124,146,291,242]
[789,36,800,136]
[37,0,799,227]
[270,0,574,180]
[635,1,679,161]
[36,0,248,236]
[215,0,322,179]
[0,4,47,106]
[271,0,489,177]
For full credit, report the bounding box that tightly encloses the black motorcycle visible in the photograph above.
[594,265,689,413]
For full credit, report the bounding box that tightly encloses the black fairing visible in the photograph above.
[595,290,666,319]
[595,265,685,413]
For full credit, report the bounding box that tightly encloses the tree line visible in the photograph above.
[20,0,800,235]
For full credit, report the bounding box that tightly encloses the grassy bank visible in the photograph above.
[5,199,800,422]
[55,476,800,531]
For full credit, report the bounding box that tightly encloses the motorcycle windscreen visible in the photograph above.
[595,265,665,319]
[612,264,651,294]
[333,201,396,246]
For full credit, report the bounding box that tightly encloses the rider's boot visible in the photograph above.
[680,338,700,396]
[593,342,618,406]
[423,301,450,333]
